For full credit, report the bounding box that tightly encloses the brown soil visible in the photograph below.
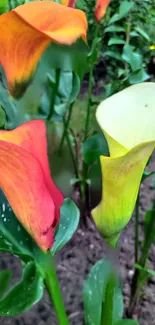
[0,154,155,325]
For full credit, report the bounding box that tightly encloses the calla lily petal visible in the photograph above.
[61,0,76,7]
[95,0,110,21]
[0,1,87,96]
[0,120,63,251]
[93,83,155,247]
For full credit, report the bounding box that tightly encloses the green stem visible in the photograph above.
[58,103,74,154]
[139,200,155,267]
[84,66,94,141]
[128,199,155,316]
[47,69,61,121]
[64,121,79,180]
[135,192,140,264]
[84,23,100,141]
[41,252,70,325]
[82,24,100,211]
[125,15,132,75]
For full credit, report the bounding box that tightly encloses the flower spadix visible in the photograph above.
[0,1,87,96]
[0,120,63,251]
[92,83,155,247]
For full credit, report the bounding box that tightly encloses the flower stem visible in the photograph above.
[47,69,61,121]
[128,199,155,316]
[135,192,140,264]
[43,253,70,325]
[82,24,100,212]
[58,102,74,154]
[64,120,79,181]
[84,65,94,141]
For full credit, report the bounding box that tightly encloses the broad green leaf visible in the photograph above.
[0,189,38,261]
[52,198,80,255]
[83,259,123,325]
[0,262,44,316]
[115,320,139,325]
[81,132,108,165]
[0,270,11,299]
[108,38,125,46]
[42,40,88,80]
[109,1,134,24]
[122,44,142,72]
[129,68,150,84]
[104,25,125,33]
[134,27,150,42]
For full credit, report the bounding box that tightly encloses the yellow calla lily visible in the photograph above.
[92,82,155,247]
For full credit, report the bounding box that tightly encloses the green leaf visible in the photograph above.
[42,40,88,80]
[134,26,150,42]
[134,264,155,277]
[88,37,101,65]
[129,68,150,84]
[104,25,125,33]
[0,0,8,13]
[0,270,11,299]
[0,189,38,261]
[122,44,142,72]
[108,38,125,46]
[0,262,44,316]
[142,170,155,182]
[109,1,134,24]
[130,31,139,38]
[103,51,123,61]
[83,259,123,325]
[52,198,80,255]
[81,132,109,165]
[115,320,139,325]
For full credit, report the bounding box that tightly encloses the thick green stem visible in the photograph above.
[128,199,155,316]
[58,103,74,154]
[47,69,61,121]
[135,193,140,264]
[40,252,70,325]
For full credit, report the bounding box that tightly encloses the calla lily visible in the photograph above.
[95,0,110,21]
[0,120,63,251]
[92,83,155,247]
[0,1,87,97]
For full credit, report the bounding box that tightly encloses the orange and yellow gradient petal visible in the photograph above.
[0,120,63,251]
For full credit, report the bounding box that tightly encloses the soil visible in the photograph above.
[0,154,155,325]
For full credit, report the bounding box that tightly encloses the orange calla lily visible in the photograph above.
[61,0,76,7]
[0,120,63,251]
[0,1,87,96]
[95,0,110,21]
